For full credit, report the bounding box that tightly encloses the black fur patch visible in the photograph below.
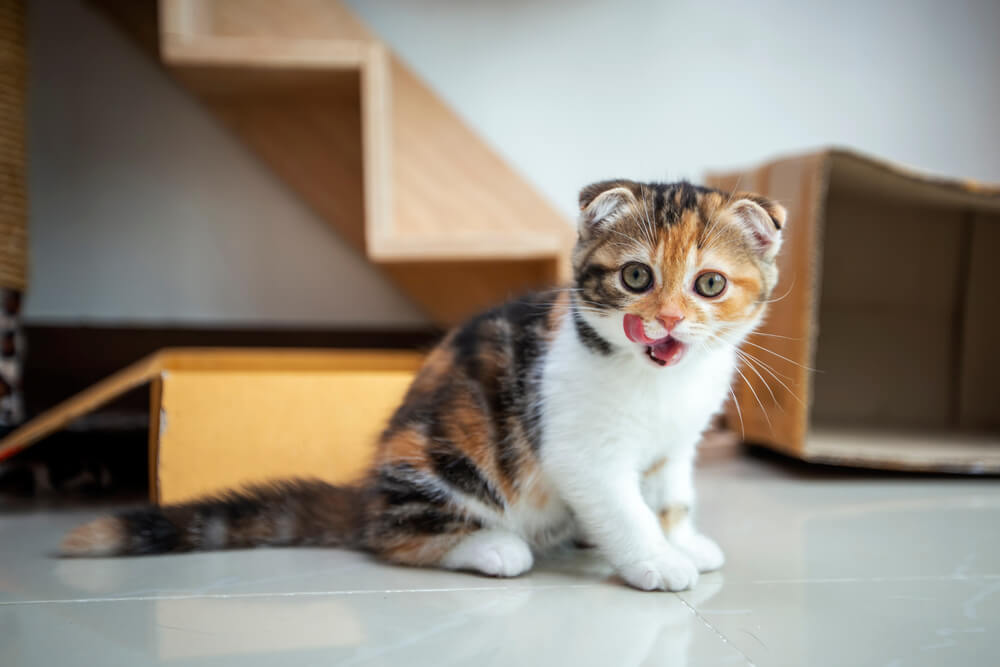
[119,508,180,554]
[403,508,479,535]
[383,384,442,437]
[575,263,625,309]
[376,465,444,507]
[653,185,666,223]
[428,444,505,509]
[452,314,484,379]
[480,373,522,482]
[572,307,612,356]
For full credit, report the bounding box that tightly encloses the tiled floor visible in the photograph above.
[2,455,998,666]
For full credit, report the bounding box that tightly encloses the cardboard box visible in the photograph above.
[0,349,423,503]
[706,148,1000,473]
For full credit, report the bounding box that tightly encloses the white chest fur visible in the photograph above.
[539,312,736,472]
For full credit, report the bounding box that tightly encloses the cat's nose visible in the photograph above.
[657,310,685,333]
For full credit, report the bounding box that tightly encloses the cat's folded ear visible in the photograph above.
[577,180,640,239]
[728,194,787,261]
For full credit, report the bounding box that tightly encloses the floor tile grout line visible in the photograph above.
[676,594,757,667]
[0,583,604,606]
[5,573,996,606]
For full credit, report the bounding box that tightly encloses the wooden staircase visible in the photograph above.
[94,0,574,326]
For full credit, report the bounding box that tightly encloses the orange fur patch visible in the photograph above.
[379,428,432,469]
[658,505,689,535]
[644,457,667,477]
[60,516,126,557]
[409,344,455,395]
[381,533,465,566]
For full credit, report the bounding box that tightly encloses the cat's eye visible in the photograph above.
[621,262,653,292]
[694,271,727,298]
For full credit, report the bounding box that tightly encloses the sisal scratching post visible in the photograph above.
[0,0,27,429]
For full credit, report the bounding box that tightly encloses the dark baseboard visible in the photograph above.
[23,324,442,419]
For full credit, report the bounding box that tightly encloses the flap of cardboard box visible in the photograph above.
[827,149,1000,210]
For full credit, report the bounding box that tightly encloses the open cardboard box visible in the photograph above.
[707,148,1000,473]
[0,349,423,504]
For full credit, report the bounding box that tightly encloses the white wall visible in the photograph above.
[344,0,1000,212]
[25,0,428,326]
[25,0,1000,326]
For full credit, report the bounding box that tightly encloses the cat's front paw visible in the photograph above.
[670,533,725,573]
[619,549,699,592]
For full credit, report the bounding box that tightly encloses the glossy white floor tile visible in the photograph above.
[680,578,999,667]
[2,455,999,666]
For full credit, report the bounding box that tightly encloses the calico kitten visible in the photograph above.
[62,180,785,592]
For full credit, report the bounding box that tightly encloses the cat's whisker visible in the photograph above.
[740,339,819,372]
[760,275,797,305]
[732,364,774,434]
[734,348,807,409]
[733,350,781,412]
[737,348,794,381]
[695,330,805,410]
[748,331,802,341]
[529,302,610,317]
[728,387,745,440]
[715,333,799,384]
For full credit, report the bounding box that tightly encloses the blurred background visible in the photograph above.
[2,0,999,498]
[28,0,1000,328]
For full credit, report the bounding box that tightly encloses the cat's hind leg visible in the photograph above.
[362,478,533,577]
[373,527,533,578]
[439,528,534,577]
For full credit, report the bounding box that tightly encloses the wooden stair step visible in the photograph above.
[93,0,573,325]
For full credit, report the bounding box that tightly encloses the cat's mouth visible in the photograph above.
[623,314,687,367]
[643,338,686,367]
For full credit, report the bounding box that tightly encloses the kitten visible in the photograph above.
[61,180,784,592]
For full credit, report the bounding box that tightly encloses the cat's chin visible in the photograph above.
[641,338,687,368]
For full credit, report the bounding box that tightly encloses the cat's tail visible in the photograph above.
[60,479,363,557]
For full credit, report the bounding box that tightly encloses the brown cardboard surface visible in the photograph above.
[707,148,1000,472]
[155,369,413,504]
[818,195,965,311]
[812,309,955,428]
[959,216,1000,430]
[0,349,424,501]
[805,428,1000,473]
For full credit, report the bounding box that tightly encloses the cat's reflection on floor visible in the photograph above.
[52,550,724,665]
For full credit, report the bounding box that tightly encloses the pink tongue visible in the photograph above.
[623,314,654,344]
[623,314,686,366]
[650,338,686,365]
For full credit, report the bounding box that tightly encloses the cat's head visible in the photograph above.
[571,180,785,369]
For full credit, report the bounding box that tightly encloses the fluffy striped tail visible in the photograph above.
[60,479,362,557]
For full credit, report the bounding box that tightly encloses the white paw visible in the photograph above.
[670,533,725,573]
[619,548,699,592]
[441,530,534,578]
